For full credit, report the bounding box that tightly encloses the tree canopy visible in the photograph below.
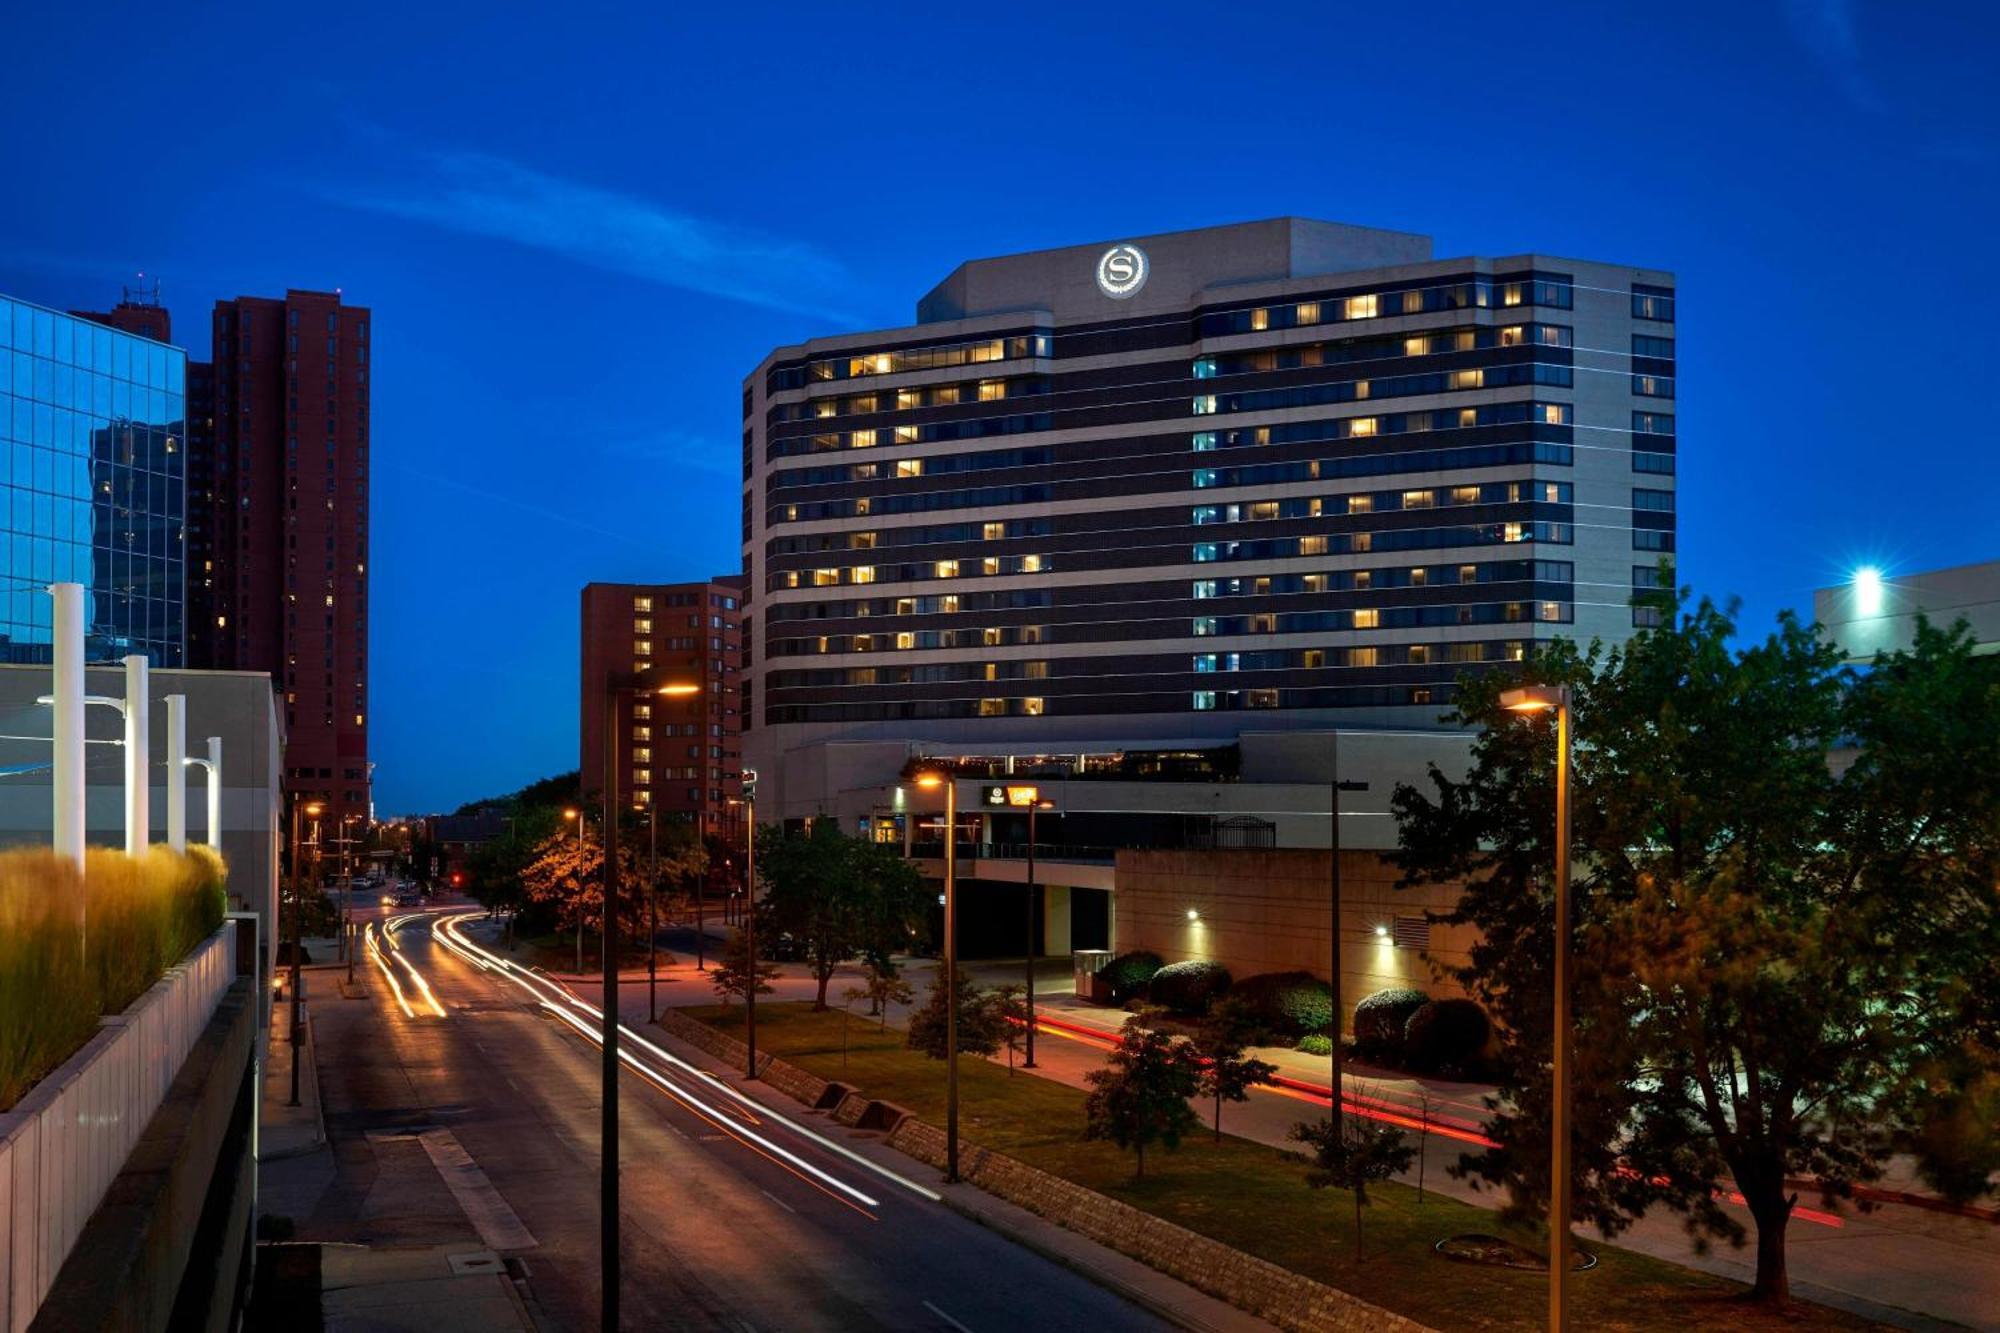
[1391,588,2000,1303]
[756,821,928,1009]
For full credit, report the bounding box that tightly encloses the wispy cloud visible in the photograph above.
[1782,0,1886,112]
[593,428,739,478]
[317,147,860,321]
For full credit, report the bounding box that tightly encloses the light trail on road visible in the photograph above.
[423,911,944,1210]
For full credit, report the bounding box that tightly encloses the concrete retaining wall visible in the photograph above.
[654,1008,1429,1333]
[0,921,238,1333]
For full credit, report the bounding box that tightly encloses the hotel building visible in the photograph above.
[738,218,1676,978]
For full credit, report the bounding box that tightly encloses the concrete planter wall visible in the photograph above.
[0,920,238,1333]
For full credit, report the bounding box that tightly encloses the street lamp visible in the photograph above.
[913,766,961,1183]
[732,769,759,1078]
[564,807,586,973]
[1001,786,1056,1070]
[597,671,698,1333]
[287,798,324,1108]
[1499,682,1574,1333]
[1327,735,1369,1136]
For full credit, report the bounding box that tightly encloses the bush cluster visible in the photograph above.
[1097,950,1163,1002]
[1295,1033,1334,1056]
[1352,987,1429,1058]
[1,845,228,1110]
[1231,970,1333,1036]
[1148,959,1233,1016]
[1403,998,1490,1076]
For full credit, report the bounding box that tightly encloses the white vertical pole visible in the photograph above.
[166,694,187,851]
[124,654,149,855]
[206,737,223,850]
[49,583,86,866]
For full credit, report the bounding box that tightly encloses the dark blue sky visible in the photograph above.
[3,2,1995,813]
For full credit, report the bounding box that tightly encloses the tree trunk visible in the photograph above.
[1353,1190,1364,1264]
[1214,1095,1223,1142]
[814,964,832,1011]
[1745,1187,1794,1303]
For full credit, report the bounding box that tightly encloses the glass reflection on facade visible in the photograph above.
[1,295,186,665]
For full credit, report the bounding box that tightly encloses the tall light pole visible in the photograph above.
[598,672,698,1333]
[1015,789,1054,1069]
[564,807,586,973]
[1327,734,1368,1133]
[1501,684,1574,1333]
[738,771,759,1078]
[644,803,659,1022]
[288,798,324,1107]
[914,767,960,1182]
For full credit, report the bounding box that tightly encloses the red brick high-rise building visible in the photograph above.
[191,290,372,827]
[580,578,742,838]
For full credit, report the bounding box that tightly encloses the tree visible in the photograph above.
[993,984,1030,1073]
[1291,1112,1416,1263]
[757,822,927,1010]
[907,966,1005,1061]
[846,962,913,1029]
[1083,1019,1203,1178]
[710,928,777,1009]
[1194,996,1277,1140]
[1390,587,2000,1303]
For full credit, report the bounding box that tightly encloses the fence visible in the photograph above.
[0,919,238,1333]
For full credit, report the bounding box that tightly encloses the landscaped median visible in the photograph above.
[665,1002,1889,1333]
[0,844,228,1110]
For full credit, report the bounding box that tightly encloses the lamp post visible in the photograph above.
[597,672,698,1333]
[1326,734,1369,1133]
[643,804,659,1023]
[1500,684,1574,1333]
[737,772,759,1078]
[287,798,324,1107]
[913,767,961,1182]
[343,814,363,984]
[564,808,586,973]
[1018,790,1054,1069]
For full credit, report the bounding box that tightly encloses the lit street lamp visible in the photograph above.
[1500,683,1574,1333]
[999,785,1055,1069]
[913,767,961,1182]
[597,670,698,1333]
[564,807,586,973]
[287,797,324,1108]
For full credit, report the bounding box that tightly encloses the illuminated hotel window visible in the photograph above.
[633,748,652,763]
[1504,641,1527,661]
[1021,697,1046,716]
[983,521,1004,540]
[634,597,652,612]
[1024,660,1048,679]
[1349,647,1379,667]
[851,531,878,549]
[853,634,873,651]
[1299,535,1328,556]
[1501,282,1525,307]
[896,631,916,649]
[1410,567,1428,587]
[939,594,960,612]
[1192,432,1218,452]
[1301,573,1328,593]
[1020,554,1045,572]
[1504,523,1527,542]
[1250,308,1269,331]
[633,704,651,719]
[979,698,1006,717]
[1192,690,1217,710]
[983,662,999,681]
[896,458,923,477]
[1344,294,1378,320]
[1499,326,1524,347]
[1192,395,1218,415]
[896,388,920,409]
[1402,290,1424,314]
[1247,689,1279,708]
[635,790,651,806]
[851,429,877,448]
[1459,564,1477,584]
[1295,302,1320,325]
[1450,369,1483,390]
[1412,687,1433,704]
[1451,486,1481,505]
[895,425,919,444]
[1302,649,1325,669]
[633,726,651,741]
[1353,609,1380,629]
[814,568,840,586]
[850,565,876,584]
[1349,416,1378,437]
[634,618,652,633]
[981,556,1000,575]
[1408,644,1430,664]
[1350,532,1372,552]
[1353,570,1372,590]
[895,598,916,615]
[633,769,651,785]
[634,639,652,656]
[1402,490,1435,509]
[982,627,1003,646]
[977,379,1006,401]
[1347,494,1373,514]
[935,559,959,578]
[1541,601,1564,621]
[1403,336,1427,357]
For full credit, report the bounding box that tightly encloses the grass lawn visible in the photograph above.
[682,1002,1887,1333]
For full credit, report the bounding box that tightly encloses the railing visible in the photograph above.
[0,919,238,1333]
[909,841,1119,866]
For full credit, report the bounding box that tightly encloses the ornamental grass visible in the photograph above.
[0,845,227,1110]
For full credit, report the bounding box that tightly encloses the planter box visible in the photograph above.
[0,921,238,1333]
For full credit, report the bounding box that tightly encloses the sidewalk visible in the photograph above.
[260,974,327,1160]
[320,1244,536,1332]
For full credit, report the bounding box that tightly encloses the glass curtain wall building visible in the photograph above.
[1,294,187,665]
[1,292,185,664]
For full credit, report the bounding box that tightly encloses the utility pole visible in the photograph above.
[1328,734,1368,1133]
[742,772,759,1079]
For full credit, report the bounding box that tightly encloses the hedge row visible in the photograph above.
[0,845,228,1110]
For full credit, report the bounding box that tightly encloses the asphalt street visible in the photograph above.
[285,910,1177,1332]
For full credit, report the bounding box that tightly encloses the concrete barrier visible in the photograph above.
[0,922,238,1333]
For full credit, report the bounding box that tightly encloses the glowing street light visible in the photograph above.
[912,766,963,1182]
[1499,682,1573,1332]
[1853,566,1885,618]
[288,798,325,1108]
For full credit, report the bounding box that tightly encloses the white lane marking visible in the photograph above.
[414,1126,539,1252]
[758,1188,797,1215]
[922,1301,974,1333]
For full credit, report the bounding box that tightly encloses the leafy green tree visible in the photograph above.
[757,822,927,1010]
[1195,996,1277,1140]
[907,966,1005,1060]
[1083,1020,1203,1178]
[710,928,777,1007]
[1391,587,2000,1303]
[993,984,1030,1072]
[1291,1112,1416,1262]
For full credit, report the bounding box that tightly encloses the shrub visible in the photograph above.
[1149,960,1233,1016]
[1296,1033,1334,1056]
[1353,987,1429,1060]
[1,845,228,1110]
[1098,950,1164,1003]
[1232,971,1334,1037]
[1403,998,1491,1077]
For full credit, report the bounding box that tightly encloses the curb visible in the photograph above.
[260,1002,329,1162]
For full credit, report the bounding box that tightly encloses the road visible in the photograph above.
[285,910,1177,1332]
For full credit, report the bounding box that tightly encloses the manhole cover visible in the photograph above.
[448,1251,505,1275]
